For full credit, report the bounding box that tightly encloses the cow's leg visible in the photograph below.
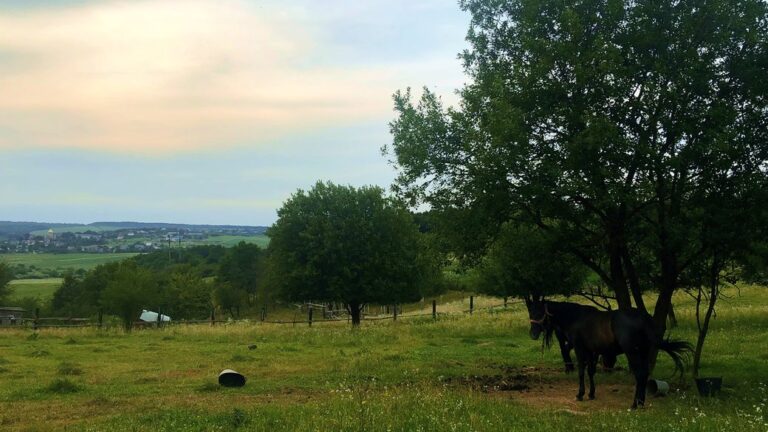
[626,352,649,409]
[601,353,617,371]
[556,329,574,373]
[587,355,597,400]
[575,347,587,401]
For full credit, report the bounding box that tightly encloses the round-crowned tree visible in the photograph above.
[266,181,435,325]
[387,0,768,334]
[476,222,587,301]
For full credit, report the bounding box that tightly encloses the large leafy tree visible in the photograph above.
[50,262,123,316]
[266,181,437,325]
[100,263,159,331]
[164,270,213,320]
[51,273,82,315]
[477,223,587,300]
[387,0,768,333]
[213,281,248,318]
[217,242,265,305]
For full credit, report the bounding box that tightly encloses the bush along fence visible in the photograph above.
[1,296,522,330]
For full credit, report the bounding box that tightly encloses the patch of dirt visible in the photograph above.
[508,380,636,412]
[446,364,642,412]
[442,373,531,392]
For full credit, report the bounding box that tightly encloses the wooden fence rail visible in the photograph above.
[2,299,523,330]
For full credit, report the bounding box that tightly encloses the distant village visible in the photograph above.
[0,226,264,254]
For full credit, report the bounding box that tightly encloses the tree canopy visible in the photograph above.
[100,263,159,331]
[0,262,13,305]
[386,0,768,333]
[476,223,587,300]
[266,181,438,325]
[217,241,265,303]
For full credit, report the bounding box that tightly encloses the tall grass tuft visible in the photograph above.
[57,362,83,376]
[46,378,81,394]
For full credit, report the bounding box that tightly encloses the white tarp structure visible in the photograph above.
[139,310,171,322]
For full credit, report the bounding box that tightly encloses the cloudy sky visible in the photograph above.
[0,0,469,225]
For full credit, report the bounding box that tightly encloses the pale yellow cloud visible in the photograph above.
[0,0,461,154]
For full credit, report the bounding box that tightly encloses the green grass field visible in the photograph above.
[181,234,269,248]
[0,286,765,431]
[7,278,62,302]
[105,234,269,249]
[1,253,136,272]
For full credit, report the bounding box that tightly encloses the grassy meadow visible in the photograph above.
[7,278,62,303]
[182,234,269,248]
[1,253,137,273]
[0,286,766,431]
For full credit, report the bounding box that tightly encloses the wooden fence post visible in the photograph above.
[393,304,397,321]
[210,308,215,326]
[504,296,508,309]
[156,307,161,328]
[432,300,437,321]
[260,307,266,322]
[34,308,39,330]
[98,309,103,329]
[470,296,474,315]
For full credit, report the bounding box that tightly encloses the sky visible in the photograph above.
[0,0,470,226]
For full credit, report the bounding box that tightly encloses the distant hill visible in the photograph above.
[0,221,268,238]
[0,221,81,238]
[90,221,268,233]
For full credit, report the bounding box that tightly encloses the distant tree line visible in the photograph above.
[47,244,268,329]
[41,184,447,329]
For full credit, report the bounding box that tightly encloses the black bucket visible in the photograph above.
[218,369,247,387]
[695,377,722,396]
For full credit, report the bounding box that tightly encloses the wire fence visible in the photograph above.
[0,297,525,330]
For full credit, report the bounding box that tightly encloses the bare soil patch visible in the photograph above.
[444,364,646,412]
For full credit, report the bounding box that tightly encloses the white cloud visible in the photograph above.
[0,0,466,154]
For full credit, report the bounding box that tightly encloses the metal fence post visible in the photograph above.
[470,296,474,315]
[432,300,437,321]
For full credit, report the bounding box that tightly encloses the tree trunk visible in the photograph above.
[609,233,632,310]
[667,303,678,328]
[122,312,132,332]
[693,285,717,377]
[652,253,678,336]
[621,245,647,312]
[348,301,362,326]
[693,260,720,377]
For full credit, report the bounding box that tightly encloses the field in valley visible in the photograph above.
[0,286,766,431]
[7,278,62,303]
[1,253,137,273]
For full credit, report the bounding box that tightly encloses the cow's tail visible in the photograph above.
[658,338,693,377]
